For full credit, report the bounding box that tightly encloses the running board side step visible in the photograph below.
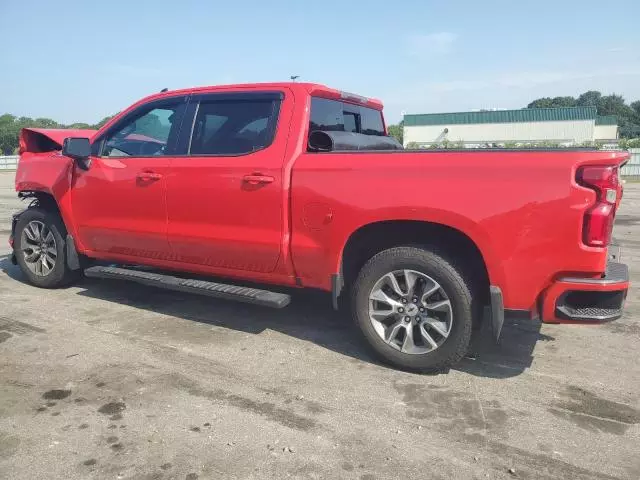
[84,266,291,308]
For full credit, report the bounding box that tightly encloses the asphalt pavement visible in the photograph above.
[0,171,638,480]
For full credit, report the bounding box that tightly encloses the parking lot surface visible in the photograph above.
[0,171,638,480]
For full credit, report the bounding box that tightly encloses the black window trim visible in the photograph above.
[92,94,190,158]
[181,91,284,158]
[343,109,361,133]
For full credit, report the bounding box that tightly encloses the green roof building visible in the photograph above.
[403,107,618,147]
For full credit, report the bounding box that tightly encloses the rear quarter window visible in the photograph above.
[310,97,385,136]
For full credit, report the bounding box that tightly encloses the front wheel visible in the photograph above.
[14,208,80,288]
[352,246,474,372]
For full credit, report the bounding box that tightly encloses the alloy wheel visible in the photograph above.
[20,220,57,277]
[368,269,453,354]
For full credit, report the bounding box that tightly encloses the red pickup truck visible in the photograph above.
[9,82,630,371]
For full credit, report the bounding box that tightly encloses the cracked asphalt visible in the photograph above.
[0,171,638,479]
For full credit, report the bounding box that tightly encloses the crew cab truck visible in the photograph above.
[9,82,630,372]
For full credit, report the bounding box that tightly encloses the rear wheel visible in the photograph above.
[14,208,80,288]
[352,246,473,372]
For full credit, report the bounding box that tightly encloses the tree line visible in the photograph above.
[386,90,640,147]
[0,114,114,155]
[527,91,640,138]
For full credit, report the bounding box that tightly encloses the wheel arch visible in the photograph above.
[14,151,78,242]
[18,190,61,215]
[335,219,501,309]
[16,188,78,239]
[15,190,82,270]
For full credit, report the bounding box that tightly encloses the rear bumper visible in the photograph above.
[541,261,629,323]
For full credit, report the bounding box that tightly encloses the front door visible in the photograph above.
[165,91,291,273]
[72,96,188,259]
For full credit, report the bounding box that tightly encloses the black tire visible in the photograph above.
[14,208,81,288]
[352,246,473,372]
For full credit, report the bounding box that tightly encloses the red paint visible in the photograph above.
[164,87,296,274]
[291,148,630,311]
[71,155,173,257]
[13,82,630,323]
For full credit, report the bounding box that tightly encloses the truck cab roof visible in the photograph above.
[141,82,384,111]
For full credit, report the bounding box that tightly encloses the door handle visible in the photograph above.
[137,171,163,181]
[243,174,274,185]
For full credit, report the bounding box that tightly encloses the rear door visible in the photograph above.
[165,90,291,273]
[72,96,188,259]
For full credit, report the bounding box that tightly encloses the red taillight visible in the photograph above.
[18,130,27,155]
[577,165,620,247]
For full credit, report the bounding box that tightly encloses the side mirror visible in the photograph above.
[62,137,91,170]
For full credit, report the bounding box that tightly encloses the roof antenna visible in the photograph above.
[160,88,168,92]
[290,76,299,82]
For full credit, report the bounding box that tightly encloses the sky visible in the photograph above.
[2,0,640,125]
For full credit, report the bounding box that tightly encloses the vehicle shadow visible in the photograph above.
[459,314,553,378]
[0,254,549,378]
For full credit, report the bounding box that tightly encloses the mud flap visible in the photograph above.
[9,209,26,265]
[331,273,344,310]
[490,286,505,343]
[66,235,81,270]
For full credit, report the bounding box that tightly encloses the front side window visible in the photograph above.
[190,97,280,155]
[101,100,185,157]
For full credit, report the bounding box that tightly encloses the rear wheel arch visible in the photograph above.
[337,220,493,307]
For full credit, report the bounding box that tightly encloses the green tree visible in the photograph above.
[577,90,601,107]
[597,94,638,138]
[0,114,20,155]
[527,96,576,108]
[0,113,16,126]
[387,121,403,144]
[94,116,115,129]
[527,91,640,139]
[34,118,60,128]
[527,97,553,108]
[596,94,633,117]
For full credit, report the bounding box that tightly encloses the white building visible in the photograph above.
[403,107,618,148]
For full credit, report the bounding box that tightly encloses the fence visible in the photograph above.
[0,155,18,170]
[622,149,640,179]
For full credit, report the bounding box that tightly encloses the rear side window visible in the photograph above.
[360,105,386,136]
[309,97,385,136]
[190,96,280,155]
